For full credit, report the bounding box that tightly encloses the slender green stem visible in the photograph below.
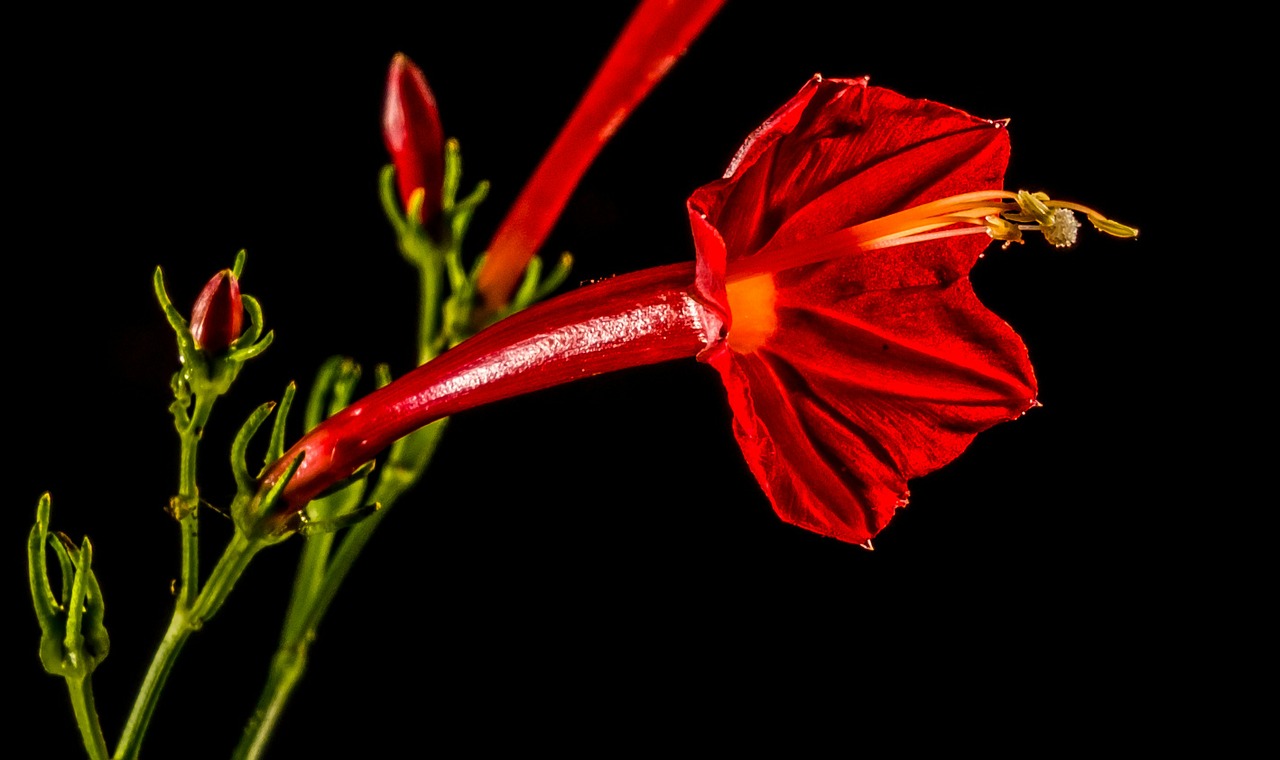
[416,245,442,365]
[281,532,335,639]
[178,513,199,607]
[67,675,109,760]
[113,610,191,760]
[310,419,447,632]
[237,211,461,757]
[231,508,340,759]
[115,533,261,760]
[114,387,225,758]
[233,644,309,760]
[177,394,216,607]
[232,418,447,760]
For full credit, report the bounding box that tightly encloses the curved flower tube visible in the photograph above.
[476,0,726,312]
[258,77,1051,545]
[261,262,718,517]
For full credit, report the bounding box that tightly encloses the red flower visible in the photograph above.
[383,53,445,228]
[476,0,726,312]
[689,76,1035,543]
[259,77,1050,545]
[190,269,243,354]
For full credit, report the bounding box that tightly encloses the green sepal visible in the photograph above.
[50,532,76,608]
[462,251,575,338]
[511,255,546,311]
[28,495,60,640]
[227,291,272,363]
[228,327,273,364]
[439,253,482,348]
[153,267,196,357]
[27,495,109,678]
[441,138,462,210]
[235,293,266,350]
[79,547,109,663]
[261,453,304,517]
[232,450,306,543]
[512,252,573,313]
[379,164,410,239]
[312,461,376,503]
[63,538,92,661]
[233,401,277,493]
[298,502,381,536]
[259,452,306,538]
[305,357,344,431]
[449,178,489,249]
[265,382,298,468]
[326,359,363,419]
[303,356,363,432]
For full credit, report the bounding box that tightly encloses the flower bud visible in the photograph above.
[190,269,243,353]
[383,53,444,228]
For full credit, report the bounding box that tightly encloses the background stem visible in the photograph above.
[114,534,260,760]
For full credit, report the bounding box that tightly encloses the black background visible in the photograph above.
[9,3,1190,756]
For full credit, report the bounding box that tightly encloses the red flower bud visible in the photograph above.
[383,53,445,228]
[190,270,243,353]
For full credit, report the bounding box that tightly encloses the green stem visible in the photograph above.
[236,219,457,758]
[231,513,339,759]
[67,675,109,760]
[416,246,442,364]
[312,418,448,632]
[281,532,334,640]
[233,418,447,759]
[233,644,308,760]
[115,533,261,760]
[177,394,216,606]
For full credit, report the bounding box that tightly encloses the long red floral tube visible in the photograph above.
[476,0,726,312]
[261,77,1045,545]
[269,261,719,511]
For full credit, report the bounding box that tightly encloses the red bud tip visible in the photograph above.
[383,53,445,226]
[191,270,243,353]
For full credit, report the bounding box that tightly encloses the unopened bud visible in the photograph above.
[190,270,243,353]
[383,53,445,228]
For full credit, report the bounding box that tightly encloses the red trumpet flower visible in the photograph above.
[261,76,1049,545]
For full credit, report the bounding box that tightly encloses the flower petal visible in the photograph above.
[712,257,1036,543]
[693,77,1037,544]
[693,76,1012,264]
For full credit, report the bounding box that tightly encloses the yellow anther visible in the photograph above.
[1007,190,1137,247]
[984,215,1023,245]
[1084,213,1139,239]
[1016,190,1056,226]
